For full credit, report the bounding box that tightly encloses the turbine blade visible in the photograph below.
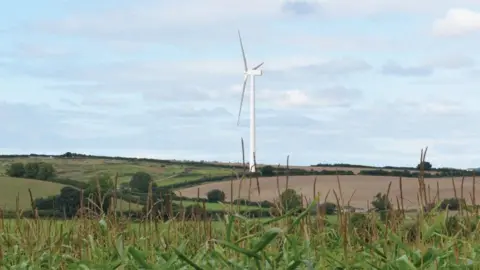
[252,62,264,70]
[238,30,248,72]
[237,75,248,126]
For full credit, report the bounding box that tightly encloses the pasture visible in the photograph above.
[0,156,234,184]
[0,176,66,210]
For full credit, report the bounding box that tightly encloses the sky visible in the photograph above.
[1,0,480,168]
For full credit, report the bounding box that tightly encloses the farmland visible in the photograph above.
[177,174,477,210]
[0,154,480,267]
[0,156,239,212]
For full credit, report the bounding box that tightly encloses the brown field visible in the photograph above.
[177,175,478,209]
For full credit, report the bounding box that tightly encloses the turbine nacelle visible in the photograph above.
[246,69,263,76]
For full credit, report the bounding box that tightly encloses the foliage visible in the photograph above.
[5,162,25,177]
[5,161,56,180]
[260,165,274,176]
[24,162,40,178]
[371,192,392,212]
[36,163,56,180]
[417,161,433,170]
[359,168,476,178]
[206,189,226,202]
[317,202,337,215]
[3,201,480,268]
[440,197,466,210]
[312,163,372,168]
[232,198,274,208]
[279,189,303,210]
[129,171,156,193]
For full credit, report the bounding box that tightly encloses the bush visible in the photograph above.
[233,198,249,205]
[206,189,226,202]
[371,193,392,212]
[260,165,275,176]
[440,198,466,210]
[417,161,432,170]
[129,172,156,193]
[85,174,115,214]
[404,222,420,243]
[6,162,56,180]
[36,163,56,180]
[24,162,40,178]
[279,189,303,211]
[6,162,25,177]
[349,213,376,243]
[318,202,337,215]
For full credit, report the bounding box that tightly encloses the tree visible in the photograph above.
[371,192,392,222]
[260,165,275,176]
[416,161,432,170]
[129,172,156,193]
[24,162,40,178]
[279,189,303,210]
[371,192,392,211]
[440,198,466,210]
[318,202,337,215]
[6,162,25,177]
[57,186,82,217]
[36,163,56,180]
[85,173,114,214]
[206,189,226,202]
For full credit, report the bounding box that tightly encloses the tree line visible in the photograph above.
[5,162,56,180]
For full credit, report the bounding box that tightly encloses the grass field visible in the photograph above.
[0,157,235,184]
[0,176,66,210]
[176,200,263,211]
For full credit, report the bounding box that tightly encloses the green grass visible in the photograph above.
[0,157,237,186]
[0,176,66,210]
[156,168,233,186]
[175,200,263,211]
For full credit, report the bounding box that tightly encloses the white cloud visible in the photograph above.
[277,90,312,107]
[426,55,475,69]
[267,86,362,108]
[433,8,480,37]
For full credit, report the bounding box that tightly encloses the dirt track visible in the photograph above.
[177,175,479,209]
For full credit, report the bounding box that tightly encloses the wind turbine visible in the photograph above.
[236,30,264,173]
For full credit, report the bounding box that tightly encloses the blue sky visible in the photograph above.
[1,0,480,168]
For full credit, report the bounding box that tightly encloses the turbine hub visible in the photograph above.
[247,69,262,76]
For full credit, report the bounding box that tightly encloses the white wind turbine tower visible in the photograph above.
[236,30,264,173]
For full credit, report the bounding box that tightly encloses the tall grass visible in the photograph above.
[1,147,480,268]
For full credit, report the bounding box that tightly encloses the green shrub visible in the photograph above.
[371,193,392,212]
[279,189,302,211]
[36,163,56,180]
[440,198,466,210]
[317,202,337,215]
[24,162,40,178]
[260,165,275,176]
[417,161,433,170]
[6,162,25,177]
[349,213,377,243]
[129,171,156,193]
[206,189,226,202]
